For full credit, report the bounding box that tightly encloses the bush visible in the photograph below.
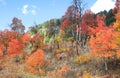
[26,49,45,74]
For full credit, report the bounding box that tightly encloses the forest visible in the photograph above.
[0,0,120,78]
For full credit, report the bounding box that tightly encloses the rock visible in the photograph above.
[59,52,66,60]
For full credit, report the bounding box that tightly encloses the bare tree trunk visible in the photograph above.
[114,52,117,66]
[3,44,8,56]
[104,58,108,71]
[75,41,79,55]
[76,24,79,41]
[72,29,74,37]
[73,0,85,42]
[57,41,59,49]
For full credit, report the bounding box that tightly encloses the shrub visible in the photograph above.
[26,49,45,74]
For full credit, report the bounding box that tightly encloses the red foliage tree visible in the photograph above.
[89,14,107,36]
[80,10,97,34]
[61,18,71,30]
[0,29,27,58]
[61,5,76,37]
[7,39,24,57]
[0,29,20,56]
[76,10,97,42]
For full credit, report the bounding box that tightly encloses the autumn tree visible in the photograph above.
[0,29,27,63]
[89,27,119,71]
[0,29,18,56]
[61,18,73,38]
[114,10,120,31]
[82,10,96,30]
[89,12,120,68]
[112,10,120,65]
[78,10,97,45]
[61,5,76,38]
[10,17,25,34]
[113,10,120,43]
[7,39,24,57]
[88,13,106,37]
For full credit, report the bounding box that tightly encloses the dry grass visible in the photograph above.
[0,60,39,78]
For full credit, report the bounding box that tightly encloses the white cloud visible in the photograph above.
[22,4,29,14]
[90,0,115,13]
[21,4,37,15]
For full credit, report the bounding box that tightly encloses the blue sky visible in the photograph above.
[0,0,115,31]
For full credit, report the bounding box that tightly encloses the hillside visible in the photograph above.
[0,0,120,78]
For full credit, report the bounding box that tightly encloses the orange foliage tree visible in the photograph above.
[113,10,120,65]
[89,14,106,36]
[89,27,119,70]
[26,49,45,74]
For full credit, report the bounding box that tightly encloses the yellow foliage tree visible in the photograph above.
[114,10,120,32]
[113,10,120,65]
